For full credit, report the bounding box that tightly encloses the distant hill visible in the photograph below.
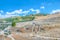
[34,12,60,21]
[0,13,48,23]
[3,16,35,23]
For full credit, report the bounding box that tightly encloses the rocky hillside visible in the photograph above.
[34,12,60,23]
[16,12,60,28]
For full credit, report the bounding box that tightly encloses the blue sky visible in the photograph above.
[0,0,60,18]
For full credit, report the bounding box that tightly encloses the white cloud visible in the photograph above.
[13,9,22,14]
[30,8,40,13]
[40,6,45,9]
[0,14,19,18]
[0,10,4,13]
[5,14,19,17]
[6,9,23,15]
[6,8,40,15]
[0,14,4,18]
[22,10,29,13]
[30,8,35,11]
[0,8,40,18]
[35,10,40,13]
[50,9,60,14]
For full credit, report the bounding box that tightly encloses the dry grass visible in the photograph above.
[12,32,32,40]
[34,13,60,21]
[4,37,12,40]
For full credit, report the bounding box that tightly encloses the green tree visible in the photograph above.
[12,21,16,27]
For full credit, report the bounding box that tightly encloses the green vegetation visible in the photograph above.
[12,21,16,27]
[20,16,35,22]
[2,13,48,23]
[0,13,48,30]
[30,13,48,16]
[4,16,35,23]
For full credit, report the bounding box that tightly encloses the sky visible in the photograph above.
[0,0,60,18]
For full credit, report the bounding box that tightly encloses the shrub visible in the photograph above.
[12,21,16,27]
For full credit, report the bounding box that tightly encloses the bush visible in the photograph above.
[12,21,16,27]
